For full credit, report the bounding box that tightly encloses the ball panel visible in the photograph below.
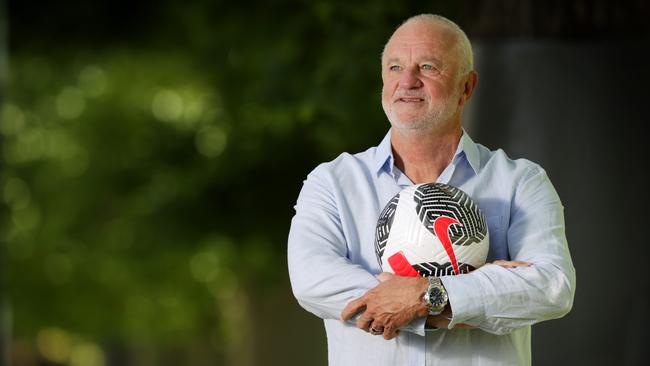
[381,191,440,271]
[414,183,488,247]
[374,193,399,265]
[412,262,477,277]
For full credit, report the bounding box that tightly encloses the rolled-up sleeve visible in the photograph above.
[441,166,576,334]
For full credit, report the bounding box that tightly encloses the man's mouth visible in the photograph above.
[397,97,424,103]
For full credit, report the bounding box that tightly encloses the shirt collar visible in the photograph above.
[373,131,394,174]
[458,130,481,174]
[373,129,481,176]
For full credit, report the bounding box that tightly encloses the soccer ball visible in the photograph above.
[375,183,489,277]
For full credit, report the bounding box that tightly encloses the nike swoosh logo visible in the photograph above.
[433,216,461,275]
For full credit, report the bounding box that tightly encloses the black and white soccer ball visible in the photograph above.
[375,183,489,277]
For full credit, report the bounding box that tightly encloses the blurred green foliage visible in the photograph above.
[3,1,464,364]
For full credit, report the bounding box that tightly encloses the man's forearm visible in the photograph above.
[441,261,574,334]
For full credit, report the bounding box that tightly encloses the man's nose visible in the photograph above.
[398,67,423,89]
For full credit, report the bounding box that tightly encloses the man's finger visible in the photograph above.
[356,313,373,331]
[493,260,531,268]
[383,325,399,340]
[341,297,366,321]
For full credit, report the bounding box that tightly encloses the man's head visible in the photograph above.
[381,14,477,133]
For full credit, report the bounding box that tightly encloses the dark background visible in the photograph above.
[1,0,648,365]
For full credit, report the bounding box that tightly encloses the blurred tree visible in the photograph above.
[3,1,436,364]
[1,0,11,363]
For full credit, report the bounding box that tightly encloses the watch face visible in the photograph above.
[431,288,445,307]
[425,278,447,315]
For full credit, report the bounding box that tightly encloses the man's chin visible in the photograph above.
[389,118,435,132]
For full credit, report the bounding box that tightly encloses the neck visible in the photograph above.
[391,123,462,184]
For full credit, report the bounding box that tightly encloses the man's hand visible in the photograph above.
[491,260,531,268]
[341,259,531,339]
[340,274,428,340]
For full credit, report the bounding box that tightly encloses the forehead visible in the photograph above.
[383,21,458,61]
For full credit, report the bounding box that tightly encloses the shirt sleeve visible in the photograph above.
[288,168,378,318]
[440,166,576,335]
[287,167,427,336]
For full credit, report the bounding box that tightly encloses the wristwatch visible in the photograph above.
[423,277,448,316]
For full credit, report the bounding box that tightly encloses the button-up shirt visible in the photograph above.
[287,130,575,366]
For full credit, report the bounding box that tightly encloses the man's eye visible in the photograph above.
[389,65,401,71]
[421,64,435,71]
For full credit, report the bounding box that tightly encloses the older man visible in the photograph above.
[288,14,575,366]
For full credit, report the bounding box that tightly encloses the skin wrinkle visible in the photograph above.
[381,14,474,75]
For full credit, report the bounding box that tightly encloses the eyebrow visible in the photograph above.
[384,57,443,68]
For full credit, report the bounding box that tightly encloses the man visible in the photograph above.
[288,14,575,366]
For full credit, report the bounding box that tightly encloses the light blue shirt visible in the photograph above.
[287,130,576,366]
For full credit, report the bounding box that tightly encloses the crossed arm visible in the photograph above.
[288,167,575,339]
[339,261,531,340]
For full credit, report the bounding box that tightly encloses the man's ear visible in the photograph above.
[458,71,478,107]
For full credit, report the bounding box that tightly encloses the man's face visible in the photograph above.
[381,21,464,132]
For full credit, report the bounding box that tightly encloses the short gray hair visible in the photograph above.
[382,14,474,76]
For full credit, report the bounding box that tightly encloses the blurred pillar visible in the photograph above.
[459,4,648,363]
[465,39,648,366]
